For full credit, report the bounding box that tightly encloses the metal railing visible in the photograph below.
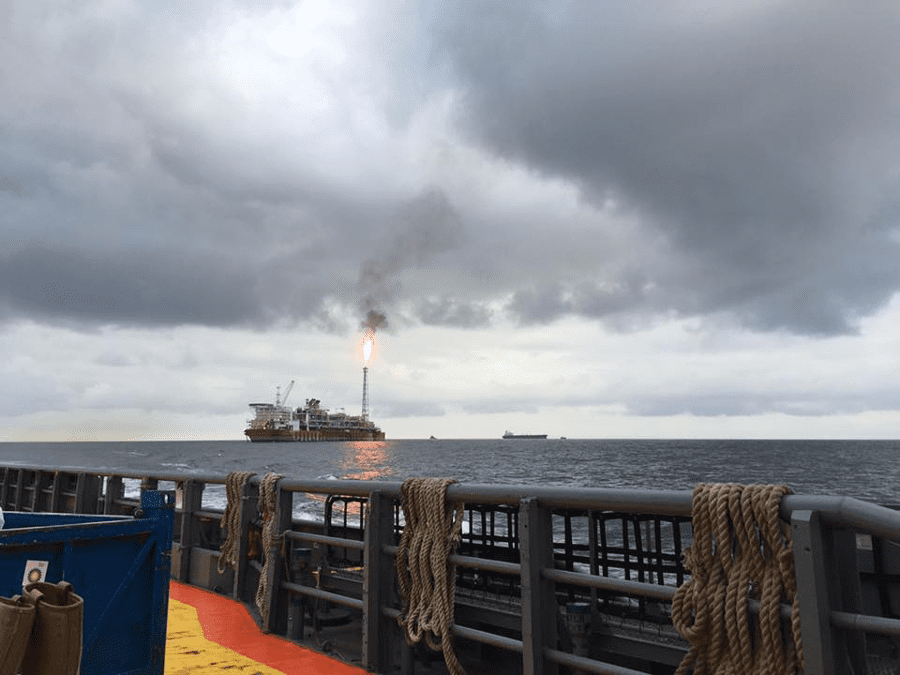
[2,465,900,674]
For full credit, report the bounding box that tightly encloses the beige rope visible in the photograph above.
[255,472,285,627]
[218,471,256,574]
[671,483,804,675]
[395,477,466,675]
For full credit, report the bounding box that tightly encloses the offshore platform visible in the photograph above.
[244,356,384,442]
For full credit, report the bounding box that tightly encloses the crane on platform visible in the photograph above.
[276,380,295,408]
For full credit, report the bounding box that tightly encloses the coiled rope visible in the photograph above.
[218,471,256,574]
[255,472,285,626]
[395,477,466,675]
[671,483,804,675]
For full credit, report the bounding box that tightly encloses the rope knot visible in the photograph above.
[395,477,466,675]
[218,471,256,574]
[255,472,285,628]
[671,483,804,675]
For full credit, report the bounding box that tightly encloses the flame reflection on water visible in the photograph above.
[299,440,395,523]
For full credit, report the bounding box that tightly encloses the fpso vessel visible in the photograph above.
[245,394,385,442]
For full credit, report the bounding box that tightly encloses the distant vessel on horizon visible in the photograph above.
[502,431,548,440]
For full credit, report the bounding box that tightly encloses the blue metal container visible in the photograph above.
[0,490,174,675]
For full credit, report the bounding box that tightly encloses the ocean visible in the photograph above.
[1,438,899,515]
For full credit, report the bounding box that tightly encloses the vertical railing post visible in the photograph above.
[49,471,62,512]
[830,527,867,674]
[261,483,293,635]
[588,511,599,612]
[792,510,868,675]
[175,479,205,582]
[364,491,395,672]
[76,472,101,513]
[13,469,24,510]
[793,510,835,674]
[29,470,43,512]
[232,479,259,601]
[0,467,8,509]
[520,497,558,675]
[104,476,125,515]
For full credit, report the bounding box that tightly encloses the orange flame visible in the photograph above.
[362,330,374,365]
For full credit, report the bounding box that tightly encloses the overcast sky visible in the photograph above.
[2,1,900,441]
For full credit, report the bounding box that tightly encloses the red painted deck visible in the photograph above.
[167,581,366,674]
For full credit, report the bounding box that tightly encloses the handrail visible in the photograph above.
[782,494,900,541]
[6,463,900,543]
[5,462,900,675]
[831,610,900,637]
[0,464,227,485]
[285,530,365,550]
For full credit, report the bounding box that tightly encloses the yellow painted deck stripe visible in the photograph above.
[165,598,286,674]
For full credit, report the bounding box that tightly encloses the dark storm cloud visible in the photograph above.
[508,278,647,325]
[434,2,900,334]
[5,0,900,339]
[0,242,260,326]
[0,0,384,331]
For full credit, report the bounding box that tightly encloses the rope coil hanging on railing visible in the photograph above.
[395,477,466,675]
[671,483,804,675]
[218,471,256,574]
[255,472,285,626]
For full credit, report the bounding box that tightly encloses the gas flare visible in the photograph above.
[362,330,374,365]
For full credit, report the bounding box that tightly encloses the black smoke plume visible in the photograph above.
[356,187,463,332]
[362,309,388,332]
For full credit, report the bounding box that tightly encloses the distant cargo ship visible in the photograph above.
[502,431,548,439]
[245,384,384,442]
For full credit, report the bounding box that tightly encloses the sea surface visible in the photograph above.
[1,439,898,516]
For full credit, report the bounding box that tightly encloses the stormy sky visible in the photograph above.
[2,1,899,440]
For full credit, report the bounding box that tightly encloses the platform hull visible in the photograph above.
[244,427,385,442]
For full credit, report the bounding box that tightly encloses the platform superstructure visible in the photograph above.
[245,387,384,442]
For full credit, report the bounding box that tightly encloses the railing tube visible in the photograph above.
[542,567,677,602]
[285,530,365,550]
[282,580,364,610]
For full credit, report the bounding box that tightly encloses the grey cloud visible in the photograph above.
[626,393,773,418]
[508,284,569,325]
[460,399,540,415]
[625,389,900,418]
[0,0,383,330]
[5,0,900,340]
[508,278,647,325]
[417,297,493,328]
[0,242,260,326]
[434,1,900,334]
[379,400,446,418]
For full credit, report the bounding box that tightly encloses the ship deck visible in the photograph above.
[166,581,364,674]
[4,465,900,674]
